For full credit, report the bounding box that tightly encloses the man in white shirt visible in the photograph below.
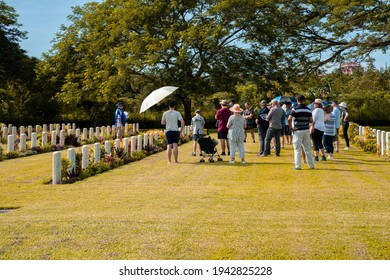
[161,100,185,164]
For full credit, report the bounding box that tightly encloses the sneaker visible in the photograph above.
[294,167,302,170]
[309,166,315,169]
[314,156,319,162]
[253,140,255,143]
[229,160,235,164]
[344,147,350,150]
[221,152,226,156]
[321,156,326,161]
[242,160,247,164]
[227,152,230,156]
[192,152,196,156]
[199,153,203,156]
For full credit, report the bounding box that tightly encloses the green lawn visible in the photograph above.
[0,136,389,260]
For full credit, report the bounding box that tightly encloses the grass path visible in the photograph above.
[0,136,389,260]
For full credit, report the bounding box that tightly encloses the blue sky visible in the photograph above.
[6,0,390,69]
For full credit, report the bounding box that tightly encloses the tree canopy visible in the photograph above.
[2,0,390,124]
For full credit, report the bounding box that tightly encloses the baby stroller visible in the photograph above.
[197,132,223,163]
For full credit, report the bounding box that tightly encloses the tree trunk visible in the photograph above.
[182,98,192,125]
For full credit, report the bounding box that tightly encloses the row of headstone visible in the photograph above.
[359,126,390,156]
[1,123,139,140]
[2,123,140,153]
[52,131,160,185]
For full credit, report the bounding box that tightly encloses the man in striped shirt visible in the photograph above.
[288,95,315,170]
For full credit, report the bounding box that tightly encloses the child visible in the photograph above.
[191,109,205,156]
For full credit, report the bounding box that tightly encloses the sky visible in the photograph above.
[6,0,390,69]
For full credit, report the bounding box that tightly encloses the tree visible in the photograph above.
[247,0,390,72]
[0,0,27,86]
[37,0,290,123]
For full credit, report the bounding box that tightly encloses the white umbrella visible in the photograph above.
[139,86,179,113]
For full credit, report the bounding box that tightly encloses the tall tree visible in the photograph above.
[38,0,286,122]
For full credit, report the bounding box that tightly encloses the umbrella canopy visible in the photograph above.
[308,100,331,111]
[139,86,179,113]
[274,96,297,104]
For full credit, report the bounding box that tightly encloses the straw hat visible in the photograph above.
[230,104,243,113]
[314,98,322,105]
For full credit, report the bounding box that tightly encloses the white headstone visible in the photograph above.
[7,135,15,153]
[136,123,139,132]
[8,124,12,132]
[154,132,159,141]
[124,138,129,155]
[76,128,81,139]
[115,139,121,150]
[51,131,57,146]
[35,125,40,134]
[19,126,25,136]
[381,131,386,156]
[130,136,136,155]
[96,127,100,139]
[82,145,89,169]
[60,130,65,146]
[106,126,111,137]
[12,126,17,137]
[2,127,8,140]
[28,126,32,139]
[61,123,66,131]
[52,151,62,185]
[19,134,26,151]
[149,133,154,146]
[386,132,390,156]
[72,123,76,131]
[31,132,37,148]
[143,134,148,148]
[67,148,76,171]
[94,143,101,163]
[105,140,111,155]
[124,123,129,136]
[137,135,142,151]
[42,131,48,146]
[89,128,94,139]
[82,128,88,141]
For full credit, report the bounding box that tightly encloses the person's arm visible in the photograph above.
[288,115,295,131]
[161,112,166,125]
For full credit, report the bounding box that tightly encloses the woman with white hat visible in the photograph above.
[339,102,350,149]
[311,98,327,161]
[227,104,247,164]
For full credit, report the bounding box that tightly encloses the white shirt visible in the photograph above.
[161,110,183,131]
[312,108,326,132]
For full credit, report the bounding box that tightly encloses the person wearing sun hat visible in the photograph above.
[311,98,327,161]
[215,100,231,155]
[339,102,350,149]
[227,104,247,164]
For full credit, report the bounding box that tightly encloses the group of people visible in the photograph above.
[115,97,350,167]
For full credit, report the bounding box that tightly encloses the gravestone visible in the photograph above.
[67,148,76,171]
[51,131,57,146]
[31,132,37,148]
[94,143,101,163]
[7,135,15,153]
[130,136,136,155]
[105,140,111,155]
[42,132,48,146]
[52,151,62,185]
[82,145,89,169]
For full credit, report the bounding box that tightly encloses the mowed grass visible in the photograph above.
[0,135,389,260]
